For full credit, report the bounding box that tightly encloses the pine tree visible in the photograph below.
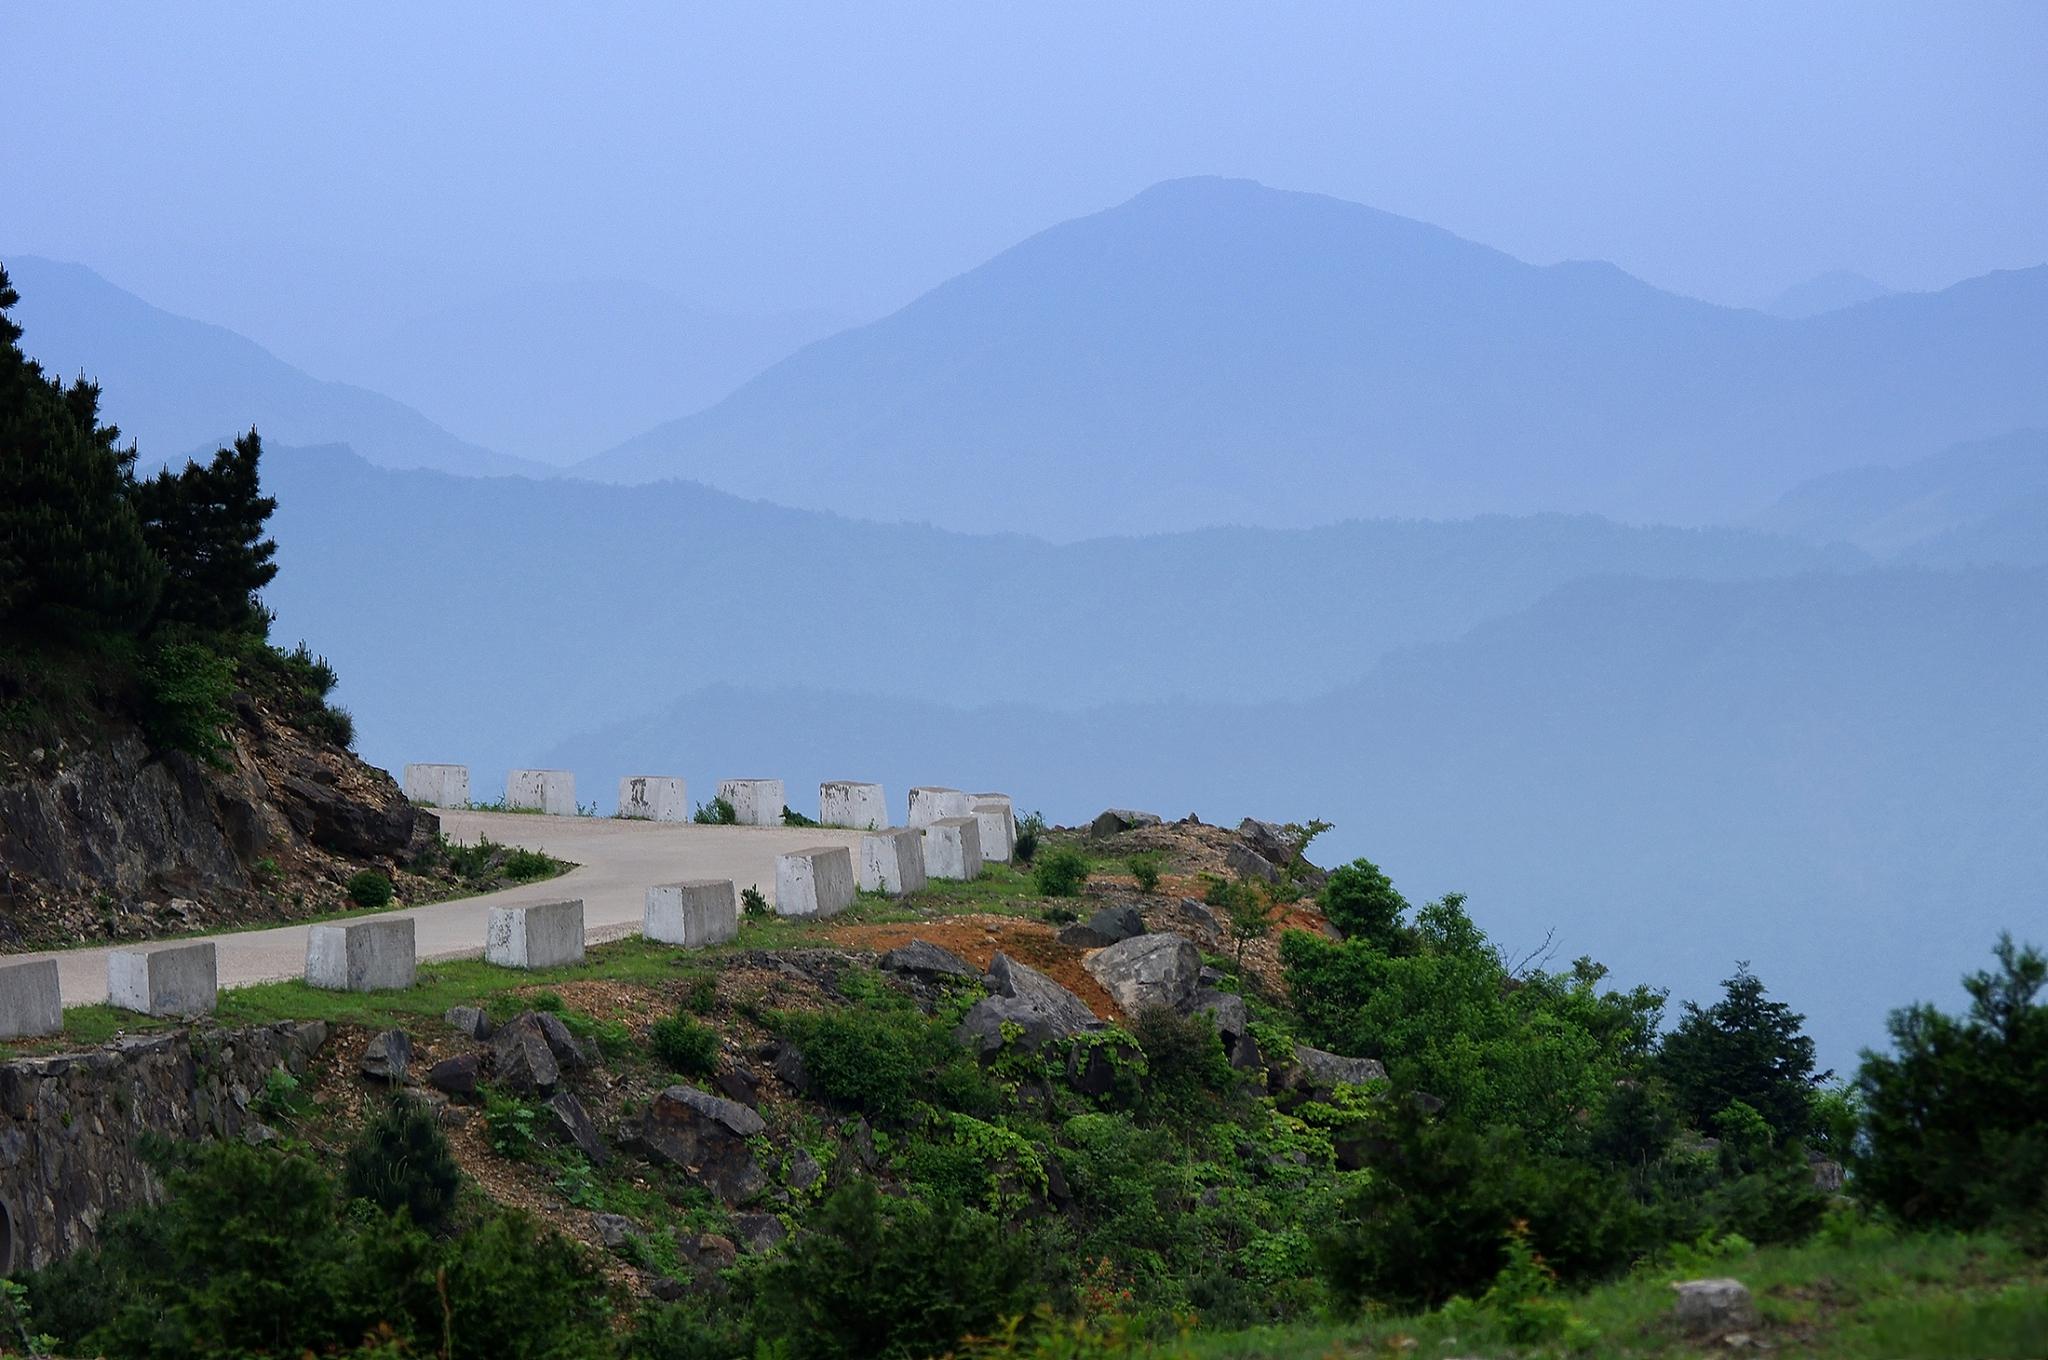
[1658,963,1826,1140]
[133,429,279,637]
[0,262,165,638]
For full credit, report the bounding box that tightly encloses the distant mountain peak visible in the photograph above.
[1760,269,1895,319]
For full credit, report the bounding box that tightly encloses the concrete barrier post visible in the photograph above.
[306,918,417,992]
[645,880,740,946]
[820,781,888,830]
[485,899,586,969]
[859,827,928,896]
[0,958,61,1039]
[717,779,785,827]
[921,816,985,881]
[907,786,971,827]
[107,941,218,1018]
[774,846,857,918]
[618,775,689,821]
[404,763,470,808]
[507,769,577,816]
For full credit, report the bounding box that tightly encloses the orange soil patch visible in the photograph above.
[824,914,1124,1021]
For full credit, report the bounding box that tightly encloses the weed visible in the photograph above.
[1033,847,1090,898]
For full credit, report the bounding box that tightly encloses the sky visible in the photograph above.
[4,2,2046,358]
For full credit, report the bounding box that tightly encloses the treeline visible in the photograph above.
[0,261,347,755]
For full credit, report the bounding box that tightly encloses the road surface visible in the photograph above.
[22,811,866,1008]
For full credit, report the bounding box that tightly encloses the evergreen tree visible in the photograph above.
[0,262,165,637]
[1658,963,1825,1140]
[133,429,279,637]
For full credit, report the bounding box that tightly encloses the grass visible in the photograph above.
[1172,1228,2047,1359]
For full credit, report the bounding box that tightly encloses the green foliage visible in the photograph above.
[1033,847,1090,898]
[139,636,235,761]
[131,429,279,637]
[1857,933,2048,1240]
[342,1097,462,1233]
[345,869,395,909]
[1013,810,1046,865]
[741,885,772,918]
[1470,1221,1593,1348]
[1317,857,1410,950]
[755,1178,1035,1360]
[1127,852,1164,893]
[241,639,353,746]
[650,1011,721,1077]
[483,1087,543,1160]
[1659,961,1825,1141]
[775,979,996,1124]
[782,805,820,827]
[1128,1006,1238,1132]
[502,847,559,882]
[692,795,738,825]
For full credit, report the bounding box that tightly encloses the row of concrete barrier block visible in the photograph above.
[0,940,224,1040]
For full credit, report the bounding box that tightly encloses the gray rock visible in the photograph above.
[1809,1155,1846,1192]
[545,1091,608,1165]
[359,1029,412,1083]
[535,1012,591,1068]
[1090,808,1162,838]
[490,1013,561,1094]
[443,1005,494,1040]
[955,952,1099,1052]
[716,1063,761,1108]
[880,939,977,980]
[1289,1044,1388,1093]
[1056,921,1117,949]
[787,1147,823,1192]
[427,1051,483,1096]
[639,1085,768,1202]
[771,1043,810,1095]
[1067,1035,1141,1097]
[1085,904,1145,943]
[730,1211,787,1254]
[1235,818,1302,867]
[1179,899,1223,936]
[1186,987,1249,1041]
[1226,1029,1264,1072]
[1225,843,1280,884]
[1672,1278,1758,1336]
[594,1212,639,1251]
[677,1230,738,1275]
[1084,933,1203,1014]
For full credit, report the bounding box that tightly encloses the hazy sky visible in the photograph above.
[5,2,2044,353]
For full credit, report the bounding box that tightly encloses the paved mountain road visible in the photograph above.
[22,811,866,1009]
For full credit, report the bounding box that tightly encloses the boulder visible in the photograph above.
[716,1063,761,1108]
[1235,818,1302,867]
[1225,843,1280,884]
[1672,1278,1758,1337]
[1178,899,1223,936]
[1090,808,1163,839]
[639,1085,768,1202]
[546,1091,608,1165]
[786,1147,823,1192]
[443,1005,494,1040]
[956,952,1101,1052]
[731,1211,787,1255]
[535,1012,592,1069]
[880,939,977,981]
[1086,904,1145,943]
[1288,1044,1388,1094]
[490,1013,561,1094]
[360,1029,412,1083]
[594,1213,640,1252]
[427,1051,483,1096]
[1185,987,1249,1042]
[1084,933,1203,1014]
[677,1231,739,1275]
[1067,1035,1141,1098]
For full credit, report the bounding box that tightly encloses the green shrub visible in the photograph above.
[1318,857,1411,950]
[1129,1006,1237,1131]
[755,1179,1035,1360]
[345,869,393,909]
[251,855,281,884]
[741,885,771,918]
[502,847,558,882]
[1013,810,1046,865]
[140,637,235,762]
[343,1097,462,1232]
[781,805,819,827]
[483,1088,542,1161]
[1127,851,1164,893]
[775,985,994,1124]
[1032,847,1089,898]
[650,1013,721,1077]
[692,796,737,825]
[684,974,718,1015]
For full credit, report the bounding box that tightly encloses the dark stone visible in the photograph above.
[786,1147,823,1192]
[879,939,977,980]
[489,1013,561,1094]
[1227,1029,1264,1073]
[1043,1157,1072,1207]
[1409,1090,1446,1115]
[1085,904,1145,943]
[1225,843,1281,883]
[678,1231,739,1275]
[1089,808,1162,839]
[1179,899,1223,936]
[640,1085,768,1202]
[1067,1036,1139,1097]
[956,953,1099,1052]
[535,1012,591,1068]
[594,1213,639,1251]
[443,1005,493,1040]
[1289,1044,1388,1094]
[545,1091,608,1165]
[427,1051,483,1096]
[770,1043,810,1095]
[359,1029,412,1083]
[1056,922,1116,948]
[1186,987,1249,1041]
[731,1212,787,1255]
[1235,818,1301,866]
[716,1063,761,1108]
[645,1272,688,1302]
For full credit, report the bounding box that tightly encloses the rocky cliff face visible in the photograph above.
[0,691,427,948]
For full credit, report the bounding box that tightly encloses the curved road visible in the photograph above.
[27,811,866,1008]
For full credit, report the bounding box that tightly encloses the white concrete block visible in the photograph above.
[645,880,740,947]
[485,899,586,969]
[774,846,857,918]
[921,816,985,881]
[970,800,1016,863]
[403,763,470,808]
[820,781,888,830]
[507,769,577,816]
[0,958,61,1039]
[718,778,785,827]
[859,827,928,896]
[970,793,1016,841]
[107,941,217,1017]
[618,775,689,821]
[907,786,971,827]
[306,918,417,992]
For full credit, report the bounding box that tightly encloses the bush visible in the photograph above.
[775,984,994,1124]
[1318,858,1410,950]
[781,805,819,827]
[1013,810,1046,865]
[650,1012,721,1077]
[502,847,558,882]
[1033,847,1090,898]
[755,1179,1036,1360]
[140,637,235,762]
[741,885,771,918]
[342,1097,462,1232]
[1127,851,1163,893]
[692,796,737,825]
[1129,1005,1237,1131]
[345,869,394,909]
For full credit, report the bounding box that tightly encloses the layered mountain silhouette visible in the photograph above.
[5,256,542,477]
[1758,269,1895,319]
[580,178,2048,537]
[1756,428,2048,559]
